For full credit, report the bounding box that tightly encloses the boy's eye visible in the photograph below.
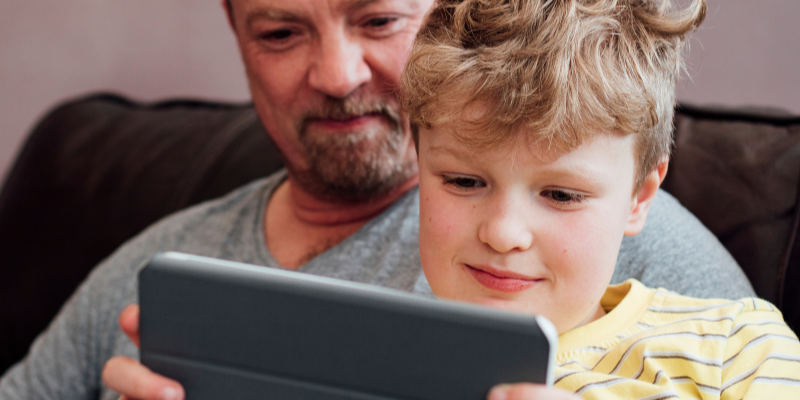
[541,189,585,205]
[442,176,486,190]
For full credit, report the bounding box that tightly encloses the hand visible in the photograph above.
[488,383,581,400]
[102,305,186,400]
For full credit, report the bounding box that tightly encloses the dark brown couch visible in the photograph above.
[1,93,798,374]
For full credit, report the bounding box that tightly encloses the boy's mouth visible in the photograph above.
[464,264,542,293]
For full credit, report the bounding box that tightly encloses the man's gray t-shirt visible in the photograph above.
[0,170,754,399]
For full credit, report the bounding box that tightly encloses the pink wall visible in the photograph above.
[2,0,799,182]
[676,0,800,113]
[0,1,250,182]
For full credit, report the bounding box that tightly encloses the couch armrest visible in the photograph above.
[0,93,283,373]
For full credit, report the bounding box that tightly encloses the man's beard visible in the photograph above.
[291,96,418,203]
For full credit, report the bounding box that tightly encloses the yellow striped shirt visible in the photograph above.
[555,279,800,399]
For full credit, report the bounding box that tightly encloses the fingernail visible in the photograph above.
[488,385,510,400]
[160,387,179,400]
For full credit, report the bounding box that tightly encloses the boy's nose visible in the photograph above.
[308,33,372,99]
[477,203,534,254]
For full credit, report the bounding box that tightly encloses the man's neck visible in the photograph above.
[286,175,420,226]
[264,175,419,269]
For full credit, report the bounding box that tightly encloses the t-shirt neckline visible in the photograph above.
[557,279,656,355]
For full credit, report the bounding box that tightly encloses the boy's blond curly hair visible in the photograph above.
[401,0,707,190]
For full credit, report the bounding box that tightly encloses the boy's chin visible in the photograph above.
[471,296,539,315]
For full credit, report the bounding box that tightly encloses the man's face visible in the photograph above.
[227,0,432,201]
[417,124,642,334]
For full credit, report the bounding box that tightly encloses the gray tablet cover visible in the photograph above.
[139,252,557,400]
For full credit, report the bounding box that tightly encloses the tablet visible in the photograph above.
[139,252,557,400]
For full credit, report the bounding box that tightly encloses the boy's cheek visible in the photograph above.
[418,188,477,289]
[419,193,468,256]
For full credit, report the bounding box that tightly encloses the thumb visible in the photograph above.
[489,383,580,400]
[119,304,141,348]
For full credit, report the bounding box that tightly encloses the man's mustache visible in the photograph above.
[299,97,402,134]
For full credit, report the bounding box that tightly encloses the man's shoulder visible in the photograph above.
[138,176,275,242]
[631,189,717,248]
[613,190,755,299]
[87,175,280,291]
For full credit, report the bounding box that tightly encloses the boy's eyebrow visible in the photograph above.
[426,145,479,158]
[428,144,611,184]
[536,166,608,186]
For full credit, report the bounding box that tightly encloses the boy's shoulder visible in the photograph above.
[555,280,800,399]
[632,281,791,351]
[648,283,780,322]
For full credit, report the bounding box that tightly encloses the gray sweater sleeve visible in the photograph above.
[0,257,142,400]
[0,178,275,400]
[0,224,164,400]
[612,190,755,299]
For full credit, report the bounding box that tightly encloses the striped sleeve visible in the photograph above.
[721,298,800,399]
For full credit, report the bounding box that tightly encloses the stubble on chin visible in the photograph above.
[290,97,418,203]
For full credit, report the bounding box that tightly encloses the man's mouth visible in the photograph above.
[464,264,542,293]
[308,112,382,131]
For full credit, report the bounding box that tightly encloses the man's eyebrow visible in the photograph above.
[343,0,382,12]
[245,7,304,26]
[345,0,425,14]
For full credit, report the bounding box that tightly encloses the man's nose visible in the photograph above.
[477,198,534,254]
[308,33,372,99]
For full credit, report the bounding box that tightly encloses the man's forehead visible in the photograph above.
[238,0,425,23]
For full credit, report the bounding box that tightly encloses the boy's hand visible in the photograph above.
[101,305,185,400]
[488,384,581,400]
[103,306,576,400]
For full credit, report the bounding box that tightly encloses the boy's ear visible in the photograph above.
[624,159,669,236]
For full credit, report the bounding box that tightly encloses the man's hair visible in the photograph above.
[401,0,706,190]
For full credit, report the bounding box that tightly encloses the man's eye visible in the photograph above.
[542,189,585,204]
[443,176,486,190]
[261,29,293,41]
[365,17,394,28]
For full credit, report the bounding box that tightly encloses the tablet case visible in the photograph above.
[139,252,557,400]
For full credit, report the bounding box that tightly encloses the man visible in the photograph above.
[0,0,753,399]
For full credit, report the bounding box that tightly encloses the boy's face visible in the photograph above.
[418,123,654,334]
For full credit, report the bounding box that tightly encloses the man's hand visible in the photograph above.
[103,306,576,400]
[488,384,581,400]
[101,305,185,400]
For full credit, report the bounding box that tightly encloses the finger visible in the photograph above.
[488,383,579,400]
[119,304,140,347]
[103,356,184,400]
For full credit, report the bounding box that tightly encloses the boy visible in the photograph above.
[401,0,800,399]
